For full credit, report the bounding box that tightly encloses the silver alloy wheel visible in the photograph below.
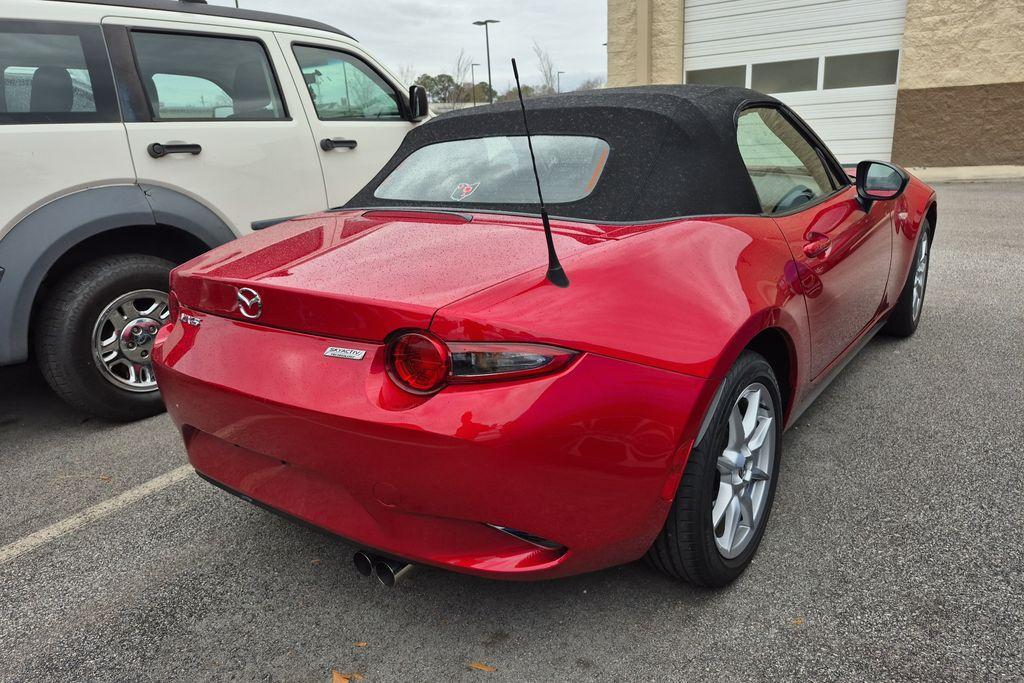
[912,231,930,321]
[91,289,170,392]
[713,382,776,559]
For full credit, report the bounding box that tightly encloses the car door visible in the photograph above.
[103,18,328,236]
[736,106,891,379]
[275,34,416,208]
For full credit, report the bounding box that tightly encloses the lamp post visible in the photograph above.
[470,63,480,106]
[557,70,565,93]
[472,19,499,104]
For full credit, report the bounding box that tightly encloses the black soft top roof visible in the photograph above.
[346,85,779,222]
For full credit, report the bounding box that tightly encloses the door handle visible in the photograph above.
[320,137,358,151]
[803,235,832,259]
[148,143,202,159]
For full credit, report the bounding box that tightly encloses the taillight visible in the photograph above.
[385,332,577,395]
[447,342,577,383]
[166,291,180,326]
[386,332,450,395]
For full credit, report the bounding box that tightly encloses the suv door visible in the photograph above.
[103,18,328,235]
[736,106,891,379]
[277,35,416,208]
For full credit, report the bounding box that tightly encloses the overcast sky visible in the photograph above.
[205,0,608,92]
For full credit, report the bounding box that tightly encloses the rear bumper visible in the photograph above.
[154,311,711,579]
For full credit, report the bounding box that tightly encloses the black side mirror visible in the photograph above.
[855,160,909,210]
[409,85,429,122]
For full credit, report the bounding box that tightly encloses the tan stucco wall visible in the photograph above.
[893,0,1024,167]
[898,0,1024,90]
[607,0,683,86]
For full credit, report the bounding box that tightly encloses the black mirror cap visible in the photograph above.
[856,160,909,206]
[409,85,429,121]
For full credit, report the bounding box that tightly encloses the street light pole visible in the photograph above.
[472,19,499,104]
[557,70,565,93]
[470,63,480,106]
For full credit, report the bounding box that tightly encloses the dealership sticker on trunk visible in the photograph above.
[324,347,366,360]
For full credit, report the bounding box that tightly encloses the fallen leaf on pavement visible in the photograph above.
[468,662,496,672]
[99,475,111,482]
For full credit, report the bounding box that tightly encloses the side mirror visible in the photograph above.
[408,84,429,122]
[855,160,909,210]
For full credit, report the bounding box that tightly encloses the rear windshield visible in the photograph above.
[373,135,610,204]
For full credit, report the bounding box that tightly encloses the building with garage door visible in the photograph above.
[607,0,1024,174]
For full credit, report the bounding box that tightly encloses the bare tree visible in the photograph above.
[451,49,473,104]
[532,40,557,95]
[575,77,606,91]
[397,64,417,87]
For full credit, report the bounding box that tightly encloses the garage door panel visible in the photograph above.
[685,19,905,59]
[686,2,905,46]
[684,0,906,162]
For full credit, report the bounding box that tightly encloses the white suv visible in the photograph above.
[0,0,428,419]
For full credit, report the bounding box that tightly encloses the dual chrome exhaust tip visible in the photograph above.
[353,551,413,587]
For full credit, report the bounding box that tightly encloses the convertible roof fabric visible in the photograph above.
[344,85,779,223]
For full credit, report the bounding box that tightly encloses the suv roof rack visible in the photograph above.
[49,0,356,40]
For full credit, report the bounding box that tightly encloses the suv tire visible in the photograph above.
[35,254,175,422]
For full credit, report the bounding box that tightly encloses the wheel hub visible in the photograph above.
[118,317,161,362]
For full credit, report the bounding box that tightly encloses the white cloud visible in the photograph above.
[206,0,608,92]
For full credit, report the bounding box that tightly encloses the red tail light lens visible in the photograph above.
[386,332,578,395]
[166,291,180,326]
[386,332,450,394]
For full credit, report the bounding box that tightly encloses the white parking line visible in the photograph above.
[0,465,193,565]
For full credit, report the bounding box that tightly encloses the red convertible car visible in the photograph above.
[153,86,936,588]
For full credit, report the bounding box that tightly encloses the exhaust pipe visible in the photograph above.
[352,551,375,577]
[373,557,413,587]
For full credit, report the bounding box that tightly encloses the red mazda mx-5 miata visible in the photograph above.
[153,86,936,588]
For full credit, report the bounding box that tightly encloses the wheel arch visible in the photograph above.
[0,185,236,366]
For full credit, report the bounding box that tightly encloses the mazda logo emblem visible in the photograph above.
[237,287,262,319]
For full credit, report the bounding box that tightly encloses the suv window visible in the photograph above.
[0,21,118,124]
[292,45,401,120]
[737,108,836,214]
[131,31,286,120]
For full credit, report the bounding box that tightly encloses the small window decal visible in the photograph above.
[451,182,480,201]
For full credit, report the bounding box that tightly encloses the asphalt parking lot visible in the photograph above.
[1,181,1021,681]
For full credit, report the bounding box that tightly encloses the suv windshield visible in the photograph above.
[373,135,610,204]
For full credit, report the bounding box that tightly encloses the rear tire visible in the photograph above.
[647,351,783,587]
[34,254,174,422]
[883,220,931,338]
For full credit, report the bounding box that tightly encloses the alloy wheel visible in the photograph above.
[712,382,776,559]
[912,231,929,321]
[91,289,170,392]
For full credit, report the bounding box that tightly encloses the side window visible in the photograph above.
[0,21,118,124]
[130,31,287,121]
[736,108,836,214]
[292,45,402,120]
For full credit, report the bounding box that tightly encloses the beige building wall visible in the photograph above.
[607,0,684,86]
[891,0,1024,167]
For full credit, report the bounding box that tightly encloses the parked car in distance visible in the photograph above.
[0,0,428,420]
[153,86,937,587]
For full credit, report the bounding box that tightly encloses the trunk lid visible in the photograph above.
[171,209,615,341]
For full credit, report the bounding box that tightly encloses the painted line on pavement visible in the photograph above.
[0,465,193,565]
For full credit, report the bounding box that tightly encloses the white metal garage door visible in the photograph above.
[683,0,907,162]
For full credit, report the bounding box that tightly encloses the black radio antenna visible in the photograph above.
[511,58,569,288]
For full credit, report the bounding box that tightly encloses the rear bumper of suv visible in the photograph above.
[153,309,710,579]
